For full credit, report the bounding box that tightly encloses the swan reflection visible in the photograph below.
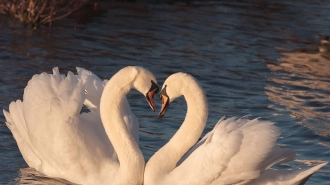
[17,168,74,185]
[266,38,330,137]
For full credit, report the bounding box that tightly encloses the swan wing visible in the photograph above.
[76,67,139,143]
[3,108,41,169]
[3,68,118,181]
[178,116,227,165]
[174,117,296,185]
[247,162,328,185]
[76,67,108,113]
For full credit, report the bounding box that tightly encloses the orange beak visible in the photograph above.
[146,89,157,111]
[158,94,170,118]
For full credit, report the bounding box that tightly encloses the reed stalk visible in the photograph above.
[0,0,88,27]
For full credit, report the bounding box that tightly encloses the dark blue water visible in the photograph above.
[0,0,330,184]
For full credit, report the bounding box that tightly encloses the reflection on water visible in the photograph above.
[266,39,330,137]
[319,36,330,59]
[16,168,74,185]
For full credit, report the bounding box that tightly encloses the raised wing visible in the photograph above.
[3,104,41,169]
[76,67,139,142]
[3,68,117,177]
[173,117,296,185]
[76,67,107,113]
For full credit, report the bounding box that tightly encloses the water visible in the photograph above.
[0,0,330,184]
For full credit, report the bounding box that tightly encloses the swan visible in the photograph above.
[144,72,327,185]
[3,66,159,185]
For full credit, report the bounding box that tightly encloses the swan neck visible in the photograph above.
[146,79,208,179]
[100,73,144,172]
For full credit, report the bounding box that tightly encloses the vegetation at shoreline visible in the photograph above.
[0,0,89,27]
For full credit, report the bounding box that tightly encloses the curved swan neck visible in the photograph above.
[100,70,144,173]
[146,76,208,178]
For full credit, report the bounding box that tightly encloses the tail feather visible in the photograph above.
[248,162,328,185]
[291,162,328,185]
[259,146,297,171]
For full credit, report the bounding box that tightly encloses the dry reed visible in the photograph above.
[0,0,88,27]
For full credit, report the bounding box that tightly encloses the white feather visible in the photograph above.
[3,67,155,185]
[145,72,327,185]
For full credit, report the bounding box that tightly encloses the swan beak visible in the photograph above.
[146,89,157,111]
[159,94,170,118]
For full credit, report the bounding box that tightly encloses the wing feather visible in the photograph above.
[174,117,299,185]
[76,67,139,143]
[247,162,328,185]
[76,67,106,113]
[3,67,139,179]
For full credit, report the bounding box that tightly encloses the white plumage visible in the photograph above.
[144,72,327,185]
[4,66,158,185]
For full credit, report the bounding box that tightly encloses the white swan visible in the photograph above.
[3,66,159,185]
[144,72,327,185]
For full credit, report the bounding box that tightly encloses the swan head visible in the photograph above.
[130,66,159,111]
[158,72,192,118]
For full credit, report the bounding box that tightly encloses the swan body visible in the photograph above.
[144,72,327,185]
[4,66,159,185]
